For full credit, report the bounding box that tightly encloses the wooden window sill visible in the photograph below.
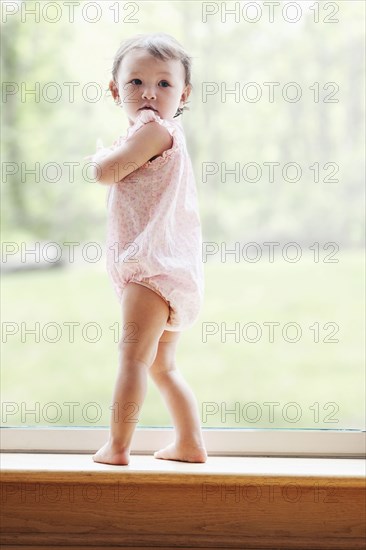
[1,453,365,549]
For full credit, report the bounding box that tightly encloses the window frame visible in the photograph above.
[1,427,365,457]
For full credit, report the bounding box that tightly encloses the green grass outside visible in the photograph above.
[2,251,364,429]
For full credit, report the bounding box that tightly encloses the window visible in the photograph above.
[1,1,364,458]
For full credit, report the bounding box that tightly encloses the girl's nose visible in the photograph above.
[142,86,156,100]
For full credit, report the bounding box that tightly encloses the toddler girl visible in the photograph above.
[89,33,207,465]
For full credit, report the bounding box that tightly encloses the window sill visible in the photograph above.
[1,453,365,549]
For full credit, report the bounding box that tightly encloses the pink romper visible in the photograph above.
[91,109,204,332]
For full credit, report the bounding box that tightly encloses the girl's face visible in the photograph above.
[109,49,191,124]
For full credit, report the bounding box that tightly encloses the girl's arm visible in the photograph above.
[92,122,173,185]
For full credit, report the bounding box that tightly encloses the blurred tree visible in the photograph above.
[1,1,364,248]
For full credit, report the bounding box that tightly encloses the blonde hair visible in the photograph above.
[110,32,193,118]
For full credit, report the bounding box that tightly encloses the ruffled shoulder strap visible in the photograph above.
[125,109,180,140]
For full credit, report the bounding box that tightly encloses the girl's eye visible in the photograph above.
[128,79,170,87]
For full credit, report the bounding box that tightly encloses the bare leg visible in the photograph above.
[149,333,207,463]
[92,282,169,465]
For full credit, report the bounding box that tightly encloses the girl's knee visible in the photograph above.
[149,363,178,381]
[118,338,159,369]
[148,341,179,377]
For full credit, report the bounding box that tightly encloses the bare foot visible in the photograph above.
[92,440,130,465]
[154,442,207,463]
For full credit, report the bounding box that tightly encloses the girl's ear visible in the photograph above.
[181,84,192,103]
[109,79,119,101]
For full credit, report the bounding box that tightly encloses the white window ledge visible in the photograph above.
[1,427,365,457]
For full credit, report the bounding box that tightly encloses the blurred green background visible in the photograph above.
[1,1,365,429]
